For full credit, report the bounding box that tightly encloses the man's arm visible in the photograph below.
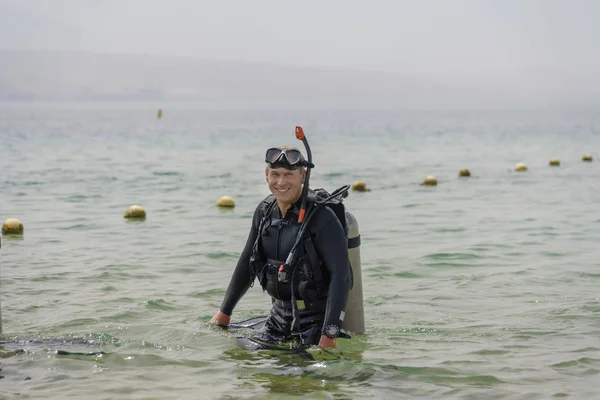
[311,206,351,347]
[209,203,263,324]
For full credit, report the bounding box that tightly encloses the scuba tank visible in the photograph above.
[343,210,365,334]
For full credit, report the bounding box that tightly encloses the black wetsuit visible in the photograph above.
[220,193,351,346]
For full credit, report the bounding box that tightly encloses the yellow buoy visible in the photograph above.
[157,108,163,119]
[351,181,369,192]
[217,196,235,208]
[549,158,560,166]
[458,169,471,177]
[515,162,528,172]
[2,218,24,235]
[422,175,437,186]
[582,154,593,162]
[124,205,146,219]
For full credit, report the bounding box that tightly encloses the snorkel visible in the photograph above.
[278,126,350,332]
[278,126,313,283]
[295,126,312,223]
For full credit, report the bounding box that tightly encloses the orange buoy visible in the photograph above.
[515,162,528,172]
[124,205,146,219]
[217,196,235,208]
[2,218,24,234]
[351,181,369,192]
[422,175,437,186]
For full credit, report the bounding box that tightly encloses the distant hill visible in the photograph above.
[0,49,431,104]
[0,49,598,109]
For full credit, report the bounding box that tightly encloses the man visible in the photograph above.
[208,145,351,349]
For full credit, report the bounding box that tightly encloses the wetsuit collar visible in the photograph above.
[275,194,304,220]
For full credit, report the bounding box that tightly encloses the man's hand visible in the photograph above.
[207,310,231,326]
[318,335,338,349]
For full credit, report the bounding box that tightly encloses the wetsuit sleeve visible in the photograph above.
[219,203,263,316]
[310,206,351,333]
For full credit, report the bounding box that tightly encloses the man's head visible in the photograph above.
[265,145,306,206]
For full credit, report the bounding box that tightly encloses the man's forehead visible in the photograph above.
[268,167,303,174]
[269,167,298,173]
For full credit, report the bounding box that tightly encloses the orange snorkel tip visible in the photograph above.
[295,125,310,223]
[298,208,306,223]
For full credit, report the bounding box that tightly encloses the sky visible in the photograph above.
[1,0,599,105]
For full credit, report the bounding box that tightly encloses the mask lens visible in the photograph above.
[266,148,283,163]
[284,149,302,165]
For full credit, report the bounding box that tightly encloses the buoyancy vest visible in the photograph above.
[250,187,353,303]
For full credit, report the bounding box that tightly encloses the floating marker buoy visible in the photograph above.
[124,205,146,219]
[458,169,471,177]
[2,218,24,235]
[157,108,163,119]
[351,181,369,192]
[217,196,235,208]
[549,158,560,166]
[582,154,593,162]
[515,162,528,172]
[422,175,437,186]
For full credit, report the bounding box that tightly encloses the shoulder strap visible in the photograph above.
[255,195,277,250]
[260,194,276,216]
[302,232,324,286]
[249,195,278,282]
